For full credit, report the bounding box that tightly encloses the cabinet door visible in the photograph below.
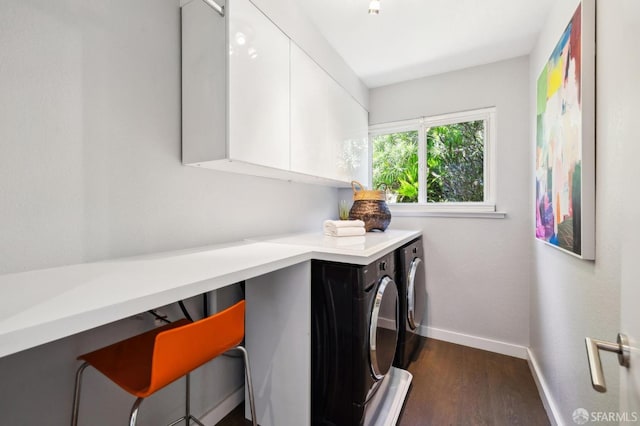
[328,76,369,184]
[229,0,290,170]
[342,93,369,184]
[290,44,333,178]
[291,44,369,183]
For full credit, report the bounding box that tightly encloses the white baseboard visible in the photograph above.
[423,326,528,359]
[199,386,245,425]
[378,317,527,359]
[378,317,397,330]
[527,348,562,426]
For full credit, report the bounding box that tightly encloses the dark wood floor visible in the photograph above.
[215,337,550,426]
[398,338,549,426]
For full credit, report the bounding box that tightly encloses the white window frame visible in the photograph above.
[369,107,502,217]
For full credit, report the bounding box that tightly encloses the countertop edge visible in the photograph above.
[0,230,421,358]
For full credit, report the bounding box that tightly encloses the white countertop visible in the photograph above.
[253,229,421,265]
[0,229,420,359]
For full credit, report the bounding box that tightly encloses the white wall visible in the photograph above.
[529,0,627,422]
[0,0,350,424]
[368,57,532,356]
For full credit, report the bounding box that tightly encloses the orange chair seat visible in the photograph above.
[78,301,245,398]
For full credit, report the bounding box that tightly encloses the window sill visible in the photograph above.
[388,204,506,219]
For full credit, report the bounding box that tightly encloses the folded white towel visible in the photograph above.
[323,219,366,237]
[324,227,366,237]
[323,219,365,230]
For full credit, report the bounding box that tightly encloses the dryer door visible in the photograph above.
[369,276,399,380]
[407,257,426,331]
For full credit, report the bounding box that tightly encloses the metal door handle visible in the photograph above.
[202,0,225,17]
[585,333,630,393]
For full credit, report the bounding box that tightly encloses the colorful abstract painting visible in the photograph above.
[535,1,595,259]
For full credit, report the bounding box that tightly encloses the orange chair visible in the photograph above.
[71,300,257,426]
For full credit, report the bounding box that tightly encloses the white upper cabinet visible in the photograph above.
[290,44,332,178]
[291,44,369,184]
[228,0,289,170]
[181,0,367,186]
[329,75,369,184]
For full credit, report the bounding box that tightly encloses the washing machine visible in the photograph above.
[394,237,426,369]
[311,252,400,425]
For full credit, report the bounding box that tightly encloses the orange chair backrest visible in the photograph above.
[145,300,245,396]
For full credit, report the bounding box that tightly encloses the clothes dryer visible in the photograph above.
[311,253,399,425]
[394,237,426,369]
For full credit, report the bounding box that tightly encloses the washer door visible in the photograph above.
[407,257,425,330]
[369,276,399,380]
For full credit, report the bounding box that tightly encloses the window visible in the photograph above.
[370,107,497,214]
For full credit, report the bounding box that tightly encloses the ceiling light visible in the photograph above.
[368,0,380,15]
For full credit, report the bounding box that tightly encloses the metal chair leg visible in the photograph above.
[185,373,205,426]
[186,373,191,422]
[189,415,205,426]
[71,362,89,426]
[235,346,257,426]
[72,362,147,426]
[129,397,144,426]
[167,373,206,426]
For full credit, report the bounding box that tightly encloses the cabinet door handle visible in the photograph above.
[202,0,225,17]
[585,333,630,393]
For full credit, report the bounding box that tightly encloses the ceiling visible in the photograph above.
[296,0,556,88]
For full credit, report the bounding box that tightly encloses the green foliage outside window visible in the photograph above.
[372,131,419,202]
[372,120,485,203]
